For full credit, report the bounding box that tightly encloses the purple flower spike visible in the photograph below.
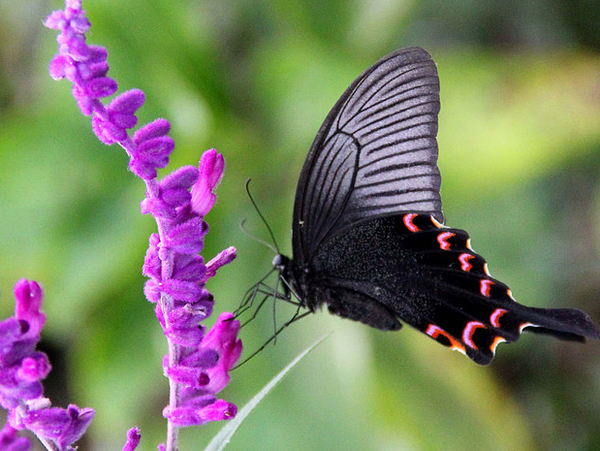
[46,1,241,448]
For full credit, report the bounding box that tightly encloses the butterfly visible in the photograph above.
[260,47,599,365]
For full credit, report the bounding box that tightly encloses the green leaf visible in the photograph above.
[204,334,330,451]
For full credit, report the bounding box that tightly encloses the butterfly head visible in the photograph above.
[272,254,290,272]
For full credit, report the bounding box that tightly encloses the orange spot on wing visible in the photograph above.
[431,216,444,228]
[490,336,506,354]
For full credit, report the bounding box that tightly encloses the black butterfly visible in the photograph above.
[262,47,599,365]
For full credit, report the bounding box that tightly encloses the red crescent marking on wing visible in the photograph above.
[437,232,455,250]
[490,336,506,354]
[490,308,507,328]
[403,213,419,232]
[459,253,475,271]
[480,279,493,297]
[463,321,486,349]
[425,324,466,353]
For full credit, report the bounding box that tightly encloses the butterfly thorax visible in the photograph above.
[273,253,320,311]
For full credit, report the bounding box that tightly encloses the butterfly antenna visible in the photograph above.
[245,179,281,254]
[239,219,278,254]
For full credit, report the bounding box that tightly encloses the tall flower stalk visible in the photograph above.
[43,0,242,449]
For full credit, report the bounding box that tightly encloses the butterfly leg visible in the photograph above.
[232,309,313,370]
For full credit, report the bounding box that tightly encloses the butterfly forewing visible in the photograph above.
[292,47,442,263]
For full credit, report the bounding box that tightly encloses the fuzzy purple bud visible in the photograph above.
[85,76,118,98]
[44,11,66,30]
[122,427,141,451]
[14,280,45,338]
[203,246,236,281]
[136,136,175,167]
[17,353,51,382]
[0,424,30,451]
[160,280,208,304]
[160,166,199,191]
[172,255,206,281]
[109,89,145,115]
[164,365,209,389]
[164,399,236,427]
[165,217,207,254]
[144,279,162,303]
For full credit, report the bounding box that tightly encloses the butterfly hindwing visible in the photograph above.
[292,47,442,264]
[309,213,599,365]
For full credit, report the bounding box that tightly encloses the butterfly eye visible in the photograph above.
[272,254,288,271]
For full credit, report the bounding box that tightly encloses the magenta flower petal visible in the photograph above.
[129,156,158,180]
[200,313,242,393]
[55,405,95,449]
[14,280,45,337]
[109,112,138,129]
[87,45,108,64]
[197,399,237,422]
[172,255,206,281]
[190,149,224,216]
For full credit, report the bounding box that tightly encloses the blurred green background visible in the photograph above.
[1,0,600,449]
